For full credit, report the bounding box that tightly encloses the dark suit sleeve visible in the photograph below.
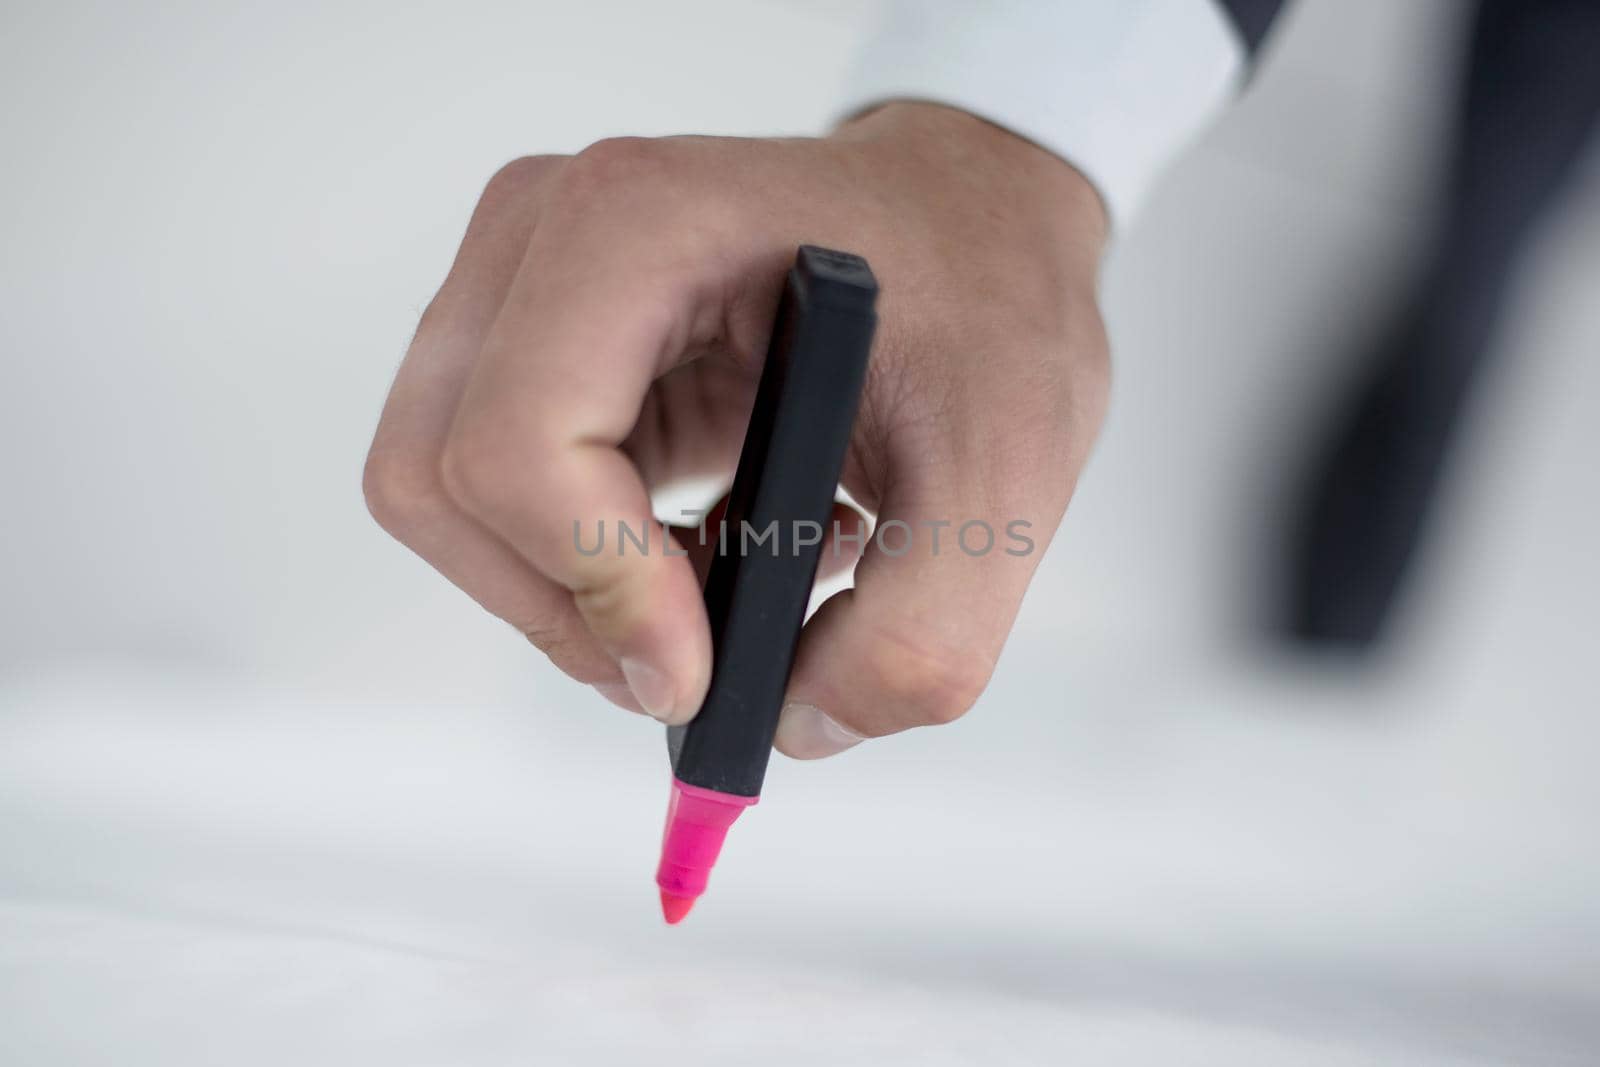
[1214,0,1289,55]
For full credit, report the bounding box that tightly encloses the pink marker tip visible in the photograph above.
[654,778,758,923]
[659,890,695,925]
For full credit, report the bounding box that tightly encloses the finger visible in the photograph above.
[665,497,728,588]
[812,501,870,584]
[363,157,619,690]
[775,458,1063,760]
[623,358,760,490]
[440,141,751,725]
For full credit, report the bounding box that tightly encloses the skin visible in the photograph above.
[363,102,1110,758]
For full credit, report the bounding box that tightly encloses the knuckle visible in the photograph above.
[479,154,561,207]
[362,445,449,535]
[1069,311,1112,420]
[438,423,512,516]
[1002,314,1110,476]
[860,629,992,729]
[519,618,568,657]
[520,619,606,684]
[560,136,666,198]
[570,561,650,644]
[409,294,451,348]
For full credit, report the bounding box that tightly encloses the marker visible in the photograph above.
[655,245,879,924]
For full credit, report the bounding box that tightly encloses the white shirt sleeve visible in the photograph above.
[838,0,1246,227]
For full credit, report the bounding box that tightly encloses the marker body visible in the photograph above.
[655,246,878,921]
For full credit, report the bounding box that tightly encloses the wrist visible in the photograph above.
[830,101,1108,253]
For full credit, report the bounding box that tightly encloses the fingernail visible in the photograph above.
[620,656,676,722]
[775,702,865,760]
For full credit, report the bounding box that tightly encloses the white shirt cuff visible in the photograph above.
[838,0,1245,227]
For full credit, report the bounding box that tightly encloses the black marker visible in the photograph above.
[654,245,878,923]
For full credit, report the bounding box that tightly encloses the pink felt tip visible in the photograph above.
[659,890,695,925]
[655,778,757,923]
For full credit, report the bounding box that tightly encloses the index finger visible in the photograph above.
[439,143,751,724]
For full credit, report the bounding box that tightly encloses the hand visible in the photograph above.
[363,102,1109,757]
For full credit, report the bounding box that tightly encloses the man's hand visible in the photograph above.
[363,102,1109,758]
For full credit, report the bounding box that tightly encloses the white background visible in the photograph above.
[3,0,1598,1063]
